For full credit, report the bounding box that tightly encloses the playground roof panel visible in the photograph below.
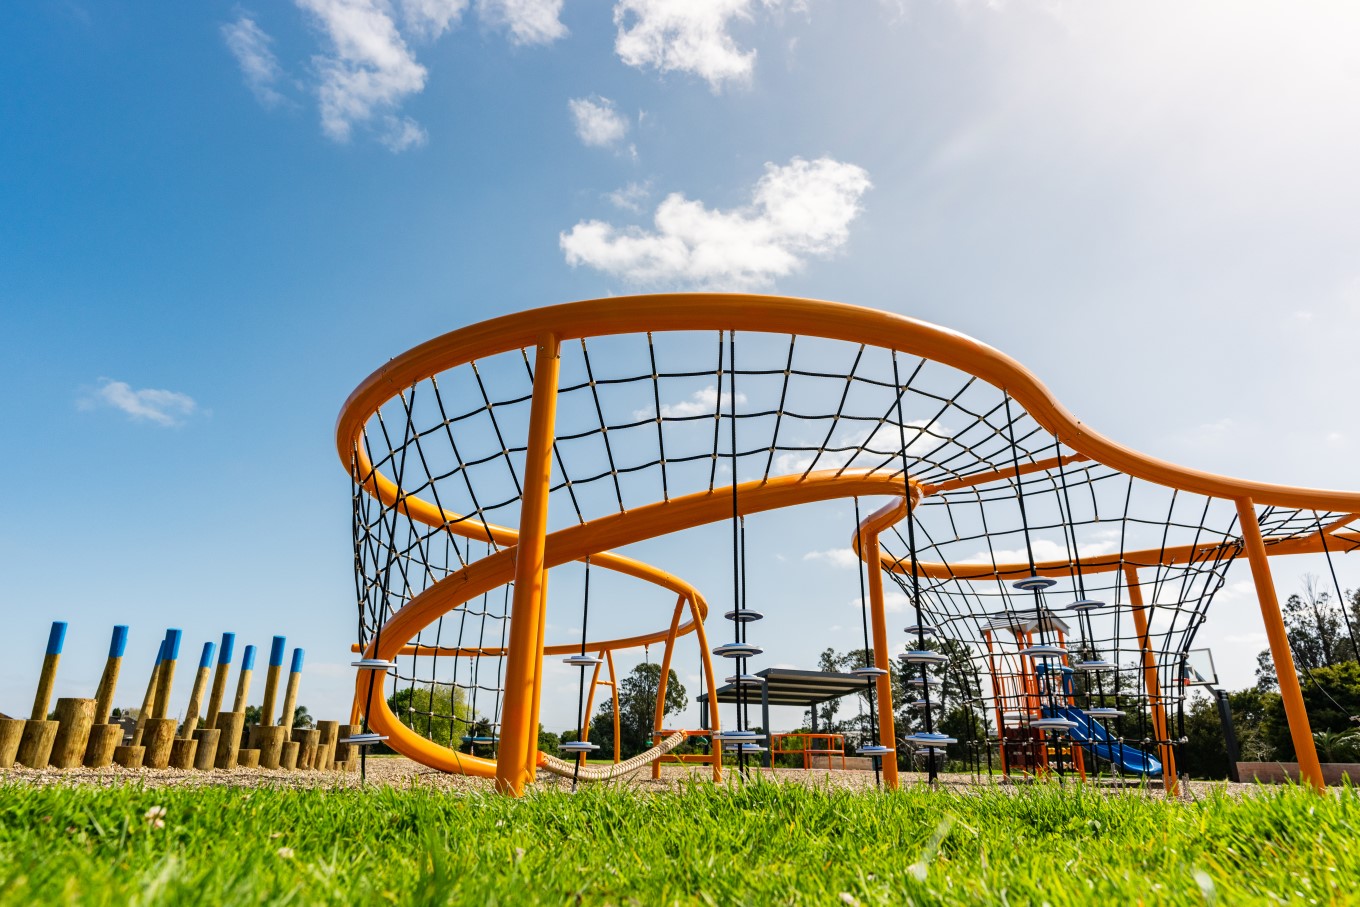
[697,668,874,707]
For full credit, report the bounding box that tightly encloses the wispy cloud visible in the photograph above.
[222,14,287,108]
[398,0,469,41]
[614,0,784,91]
[80,379,198,427]
[607,181,652,212]
[296,0,429,150]
[632,385,746,419]
[477,0,567,45]
[561,156,870,288]
[803,548,860,569]
[569,96,630,148]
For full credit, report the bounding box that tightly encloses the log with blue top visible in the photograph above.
[215,643,254,769]
[14,621,67,767]
[249,636,288,769]
[169,640,215,769]
[193,633,234,770]
[279,648,304,769]
[115,637,166,768]
[142,628,182,768]
[84,625,129,767]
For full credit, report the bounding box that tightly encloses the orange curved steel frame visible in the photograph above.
[339,294,1359,795]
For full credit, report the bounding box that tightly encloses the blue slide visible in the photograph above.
[1044,705,1162,776]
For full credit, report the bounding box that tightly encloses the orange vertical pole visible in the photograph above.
[525,572,549,783]
[494,332,560,797]
[605,649,620,764]
[1124,565,1178,795]
[579,652,606,767]
[686,594,722,783]
[652,595,686,779]
[983,629,1008,776]
[863,530,899,789]
[1235,498,1325,790]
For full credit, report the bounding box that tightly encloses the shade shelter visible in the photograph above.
[697,668,875,768]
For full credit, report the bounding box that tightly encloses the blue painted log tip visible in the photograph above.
[46,621,68,656]
[218,632,236,664]
[241,645,257,671]
[269,636,286,668]
[109,625,129,658]
[290,648,305,674]
[199,641,217,669]
[164,628,183,661]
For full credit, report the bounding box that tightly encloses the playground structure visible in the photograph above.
[0,622,355,775]
[338,294,1360,797]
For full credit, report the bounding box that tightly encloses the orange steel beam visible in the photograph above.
[338,295,1360,514]
[1123,565,1177,795]
[494,333,559,797]
[652,595,686,780]
[357,470,917,777]
[919,452,1090,496]
[1236,498,1325,790]
[580,651,605,768]
[862,526,900,789]
[605,649,621,765]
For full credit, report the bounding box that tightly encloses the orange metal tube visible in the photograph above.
[494,333,560,797]
[525,570,549,784]
[652,595,686,780]
[1124,565,1178,795]
[1235,498,1325,791]
[605,649,620,764]
[863,529,900,790]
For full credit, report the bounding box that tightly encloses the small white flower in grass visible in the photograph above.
[269,832,283,839]
[1194,869,1216,902]
[144,806,166,829]
[839,894,861,906]
[277,847,295,859]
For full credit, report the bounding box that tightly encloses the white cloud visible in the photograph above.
[379,114,428,150]
[770,419,942,476]
[607,181,652,212]
[803,548,860,569]
[848,590,912,613]
[633,385,746,419]
[295,0,428,149]
[560,156,870,288]
[222,15,287,108]
[398,0,469,40]
[80,379,198,427]
[959,535,1118,566]
[477,0,567,45]
[569,96,630,148]
[614,0,780,90]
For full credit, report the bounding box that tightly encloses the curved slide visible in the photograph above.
[1045,705,1162,776]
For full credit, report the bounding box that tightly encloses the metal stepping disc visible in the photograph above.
[907,676,942,687]
[562,654,603,667]
[1083,708,1126,718]
[461,735,498,744]
[858,744,895,756]
[908,699,940,710]
[351,658,398,671]
[711,730,766,741]
[559,740,600,753]
[1069,599,1104,612]
[904,623,938,636]
[1001,712,1029,723]
[724,674,765,686]
[849,666,888,677]
[1072,658,1115,671]
[904,732,958,746]
[339,732,388,746]
[1013,577,1057,591]
[713,642,763,659]
[900,649,949,666]
[724,743,767,753]
[723,609,765,623]
[1019,644,1069,659]
[1030,717,1079,732]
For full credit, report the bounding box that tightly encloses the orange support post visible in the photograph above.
[863,529,899,789]
[494,332,561,797]
[1236,497,1325,790]
[652,595,686,779]
[1124,565,1178,795]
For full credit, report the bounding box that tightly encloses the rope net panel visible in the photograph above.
[345,306,1357,779]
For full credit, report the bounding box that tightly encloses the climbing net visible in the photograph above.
[343,296,1360,782]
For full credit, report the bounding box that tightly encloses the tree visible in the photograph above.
[1264,661,1360,759]
[291,704,313,729]
[387,683,470,750]
[589,663,687,759]
[1256,577,1358,689]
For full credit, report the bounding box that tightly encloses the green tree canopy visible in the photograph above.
[589,662,687,759]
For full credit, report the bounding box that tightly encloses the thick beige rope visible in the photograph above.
[537,730,689,781]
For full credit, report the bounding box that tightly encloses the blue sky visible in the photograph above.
[2,0,1358,735]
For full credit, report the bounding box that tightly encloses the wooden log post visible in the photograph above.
[192,728,221,770]
[85,625,129,768]
[132,637,168,746]
[278,649,305,770]
[143,629,182,769]
[17,621,67,768]
[315,720,340,770]
[237,748,260,769]
[251,637,286,768]
[51,698,96,769]
[0,718,25,769]
[294,728,320,771]
[170,641,215,769]
[205,632,235,731]
[213,712,245,769]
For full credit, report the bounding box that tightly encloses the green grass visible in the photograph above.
[1,779,1357,905]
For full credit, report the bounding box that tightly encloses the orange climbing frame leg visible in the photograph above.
[1123,565,1177,795]
[495,332,561,797]
[1236,497,1325,791]
[864,530,900,789]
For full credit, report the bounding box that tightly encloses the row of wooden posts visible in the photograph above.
[0,622,359,773]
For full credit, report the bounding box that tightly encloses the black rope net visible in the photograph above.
[349,329,1353,772]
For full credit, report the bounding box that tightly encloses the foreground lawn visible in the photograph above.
[1,779,1356,905]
